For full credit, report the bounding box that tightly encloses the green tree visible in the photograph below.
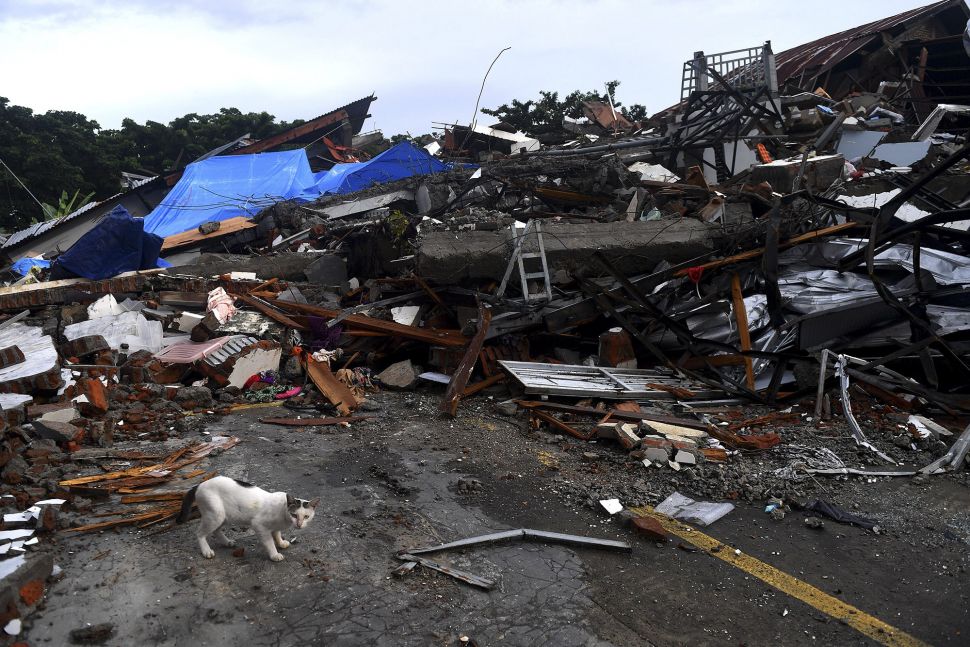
[481,80,647,140]
[0,97,307,233]
[41,189,95,220]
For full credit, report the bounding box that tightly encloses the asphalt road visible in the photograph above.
[28,392,970,646]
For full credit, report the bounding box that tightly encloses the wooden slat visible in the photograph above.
[731,273,756,390]
[274,300,467,347]
[161,216,257,251]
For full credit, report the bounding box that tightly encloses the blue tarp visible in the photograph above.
[145,150,319,239]
[52,205,165,280]
[145,143,456,240]
[313,142,452,195]
[10,257,50,276]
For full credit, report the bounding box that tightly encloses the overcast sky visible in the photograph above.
[0,0,938,137]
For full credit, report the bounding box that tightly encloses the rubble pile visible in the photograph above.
[1,0,970,635]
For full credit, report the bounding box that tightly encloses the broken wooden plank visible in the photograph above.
[515,400,711,431]
[461,373,506,398]
[529,409,594,441]
[440,303,492,416]
[274,300,466,347]
[673,222,859,277]
[730,273,756,390]
[234,293,307,330]
[303,356,358,416]
[161,216,257,251]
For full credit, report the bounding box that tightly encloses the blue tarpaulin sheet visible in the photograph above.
[145,143,456,240]
[145,150,320,239]
[10,257,50,276]
[313,142,452,195]
[52,205,165,280]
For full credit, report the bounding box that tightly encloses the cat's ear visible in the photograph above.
[286,494,295,506]
[309,497,320,509]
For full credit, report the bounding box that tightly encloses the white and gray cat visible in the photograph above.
[177,476,319,562]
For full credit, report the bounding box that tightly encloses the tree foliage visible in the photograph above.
[481,80,647,138]
[41,189,95,221]
[0,98,304,232]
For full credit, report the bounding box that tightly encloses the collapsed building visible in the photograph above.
[0,0,970,635]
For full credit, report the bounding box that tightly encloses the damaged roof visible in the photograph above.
[774,0,970,85]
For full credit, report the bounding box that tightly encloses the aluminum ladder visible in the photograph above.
[495,220,553,303]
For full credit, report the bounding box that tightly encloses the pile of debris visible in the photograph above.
[1,0,970,635]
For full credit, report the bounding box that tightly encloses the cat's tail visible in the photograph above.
[176,485,198,524]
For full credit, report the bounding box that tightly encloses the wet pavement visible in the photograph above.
[27,393,970,646]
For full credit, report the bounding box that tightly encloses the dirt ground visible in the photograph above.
[25,390,970,646]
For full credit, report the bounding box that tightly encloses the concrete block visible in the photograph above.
[675,449,697,465]
[30,421,77,444]
[417,219,718,283]
[0,553,54,626]
[749,154,844,194]
[303,255,348,286]
[642,447,670,463]
[377,360,419,390]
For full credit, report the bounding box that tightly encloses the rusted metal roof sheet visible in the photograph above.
[774,0,969,84]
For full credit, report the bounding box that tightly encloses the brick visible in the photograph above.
[668,436,698,451]
[76,378,108,416]
[0,346,25,370]
[58,335,109,360]
[632,516,668,542]
[642,447,670,463]
[615,423,641,450]
[598,327,637,369]
[639,435,672,450]
[18,580,43,606]
[37,505,56,533]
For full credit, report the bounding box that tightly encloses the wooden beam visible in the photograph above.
[275,300,466,347]
[461,373,506,398]
[730,273,756,390]
[231,110,350,155]
[303,356,358,416]
[440,303,491,416]
[674,222,858,277]
[234,293,307,330]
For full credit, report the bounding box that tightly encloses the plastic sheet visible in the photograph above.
[52,206,164,280]
[146,144,455,239]
[145,150,320,238]
[313,142,451,195]
[10,257,50,277]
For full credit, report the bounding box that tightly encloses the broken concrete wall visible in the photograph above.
[416,219,719,282]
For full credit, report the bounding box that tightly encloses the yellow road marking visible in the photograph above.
[629,506,929,647]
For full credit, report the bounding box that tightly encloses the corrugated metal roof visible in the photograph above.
[774,0,969,84]
[2,175,159,250]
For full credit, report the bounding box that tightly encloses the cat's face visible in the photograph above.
[287,497,319,529]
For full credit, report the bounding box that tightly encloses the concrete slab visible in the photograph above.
[417,219,718,282]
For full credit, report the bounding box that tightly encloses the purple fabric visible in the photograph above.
[308,316,343,351]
